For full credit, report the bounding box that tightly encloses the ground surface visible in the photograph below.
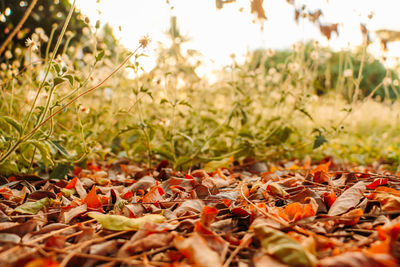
[0,158,399,267]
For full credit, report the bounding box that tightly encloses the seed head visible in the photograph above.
[139,35,151,48]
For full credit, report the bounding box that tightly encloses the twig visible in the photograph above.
[223,233,253,267]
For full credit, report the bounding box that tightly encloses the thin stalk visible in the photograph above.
[23,0,77,130]
[352,39,367,104]
[45,25,58,62]
[62,34,74,55]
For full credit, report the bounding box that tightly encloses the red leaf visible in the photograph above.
[185,174,194,179]
[366,178,388,190]
[65,177,78,189]
[122,191,133,199]
[83,186,103,211]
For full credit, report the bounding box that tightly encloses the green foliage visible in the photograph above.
[248,42,399,101]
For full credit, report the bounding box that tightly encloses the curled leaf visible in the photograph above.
[87,212,165,231]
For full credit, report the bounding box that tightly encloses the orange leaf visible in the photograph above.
[25,258,59,267]
[375,186,400,196]
[0,187,12,200]
[200,206,219,227]
[83,186,103,211]
[322,190,337,207]
[313,171,331,184]
[337,208,363,226]
[65,177,78,189]
[311,161,331,174]
[282,198,318,222]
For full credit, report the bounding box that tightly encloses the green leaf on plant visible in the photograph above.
[63,74,74,86]
[53,77,66,86]
[87,212,165,231]
[313,134,328,149]
[14,197,51,215]
[95,50,105,63]
[50,140,69,157]
[23,140,54,166]
[53,63,61,74]
[0,116,23,136]
[253,225,313,267]
[160,98,169,105]
[0,161,19,176]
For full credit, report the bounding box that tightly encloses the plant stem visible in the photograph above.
[0,44,143,165]
[23,0,77,130]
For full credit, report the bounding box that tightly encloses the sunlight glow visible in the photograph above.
[76,0,400,75]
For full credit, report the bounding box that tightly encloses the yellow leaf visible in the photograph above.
[88,212,165,231]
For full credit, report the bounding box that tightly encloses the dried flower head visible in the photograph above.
[25,38,39,51]
[139,35,151,48]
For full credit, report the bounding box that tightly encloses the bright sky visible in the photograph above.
[76,0,400,76]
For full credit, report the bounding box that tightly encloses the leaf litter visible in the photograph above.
[0,158,400,266]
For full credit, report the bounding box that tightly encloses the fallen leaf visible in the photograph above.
[267,182,289,198]
[279,198,318,222]
[200,206,219,227]
[63,204,87,224]
[87,212,165,231]
[83,185,103,211]
[253,252,289,267]
[322,190,337,208]
[366,178,388,190]
[173,232,223,267]
[337,208,363,226]
[25,257,60,267]
[174,199,204,217]
[14,197,51,215]
[253,225,313,267]
[318,251,388,267]
[328,182,366,216]
[367,187,400,211]
[195,222,229,260]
